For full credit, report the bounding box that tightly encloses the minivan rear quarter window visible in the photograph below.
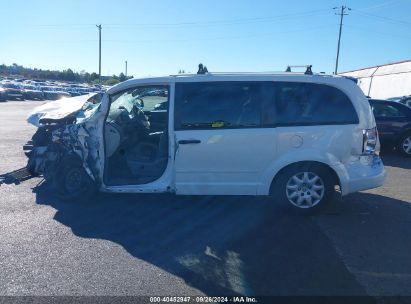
[263,82,359,126]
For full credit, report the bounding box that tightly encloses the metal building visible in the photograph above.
[340,60,411,99]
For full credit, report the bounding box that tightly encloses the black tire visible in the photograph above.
[271,163,335,214]
[32,127,51,146]
[397,132,411,157]
[26,153,39,176]
[53,157,97,202]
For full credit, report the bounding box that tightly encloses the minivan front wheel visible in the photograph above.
[272,164,334,212]
[54,158,97,202]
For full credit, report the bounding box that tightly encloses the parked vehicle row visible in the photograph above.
[0,82,24,101]
[0,77,105,102]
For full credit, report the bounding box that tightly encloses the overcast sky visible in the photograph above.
[1,0,410,77]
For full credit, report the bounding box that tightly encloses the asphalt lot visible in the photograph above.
[0,100,411,298]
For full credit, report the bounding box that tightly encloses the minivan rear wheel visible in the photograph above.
[272,164,334,213]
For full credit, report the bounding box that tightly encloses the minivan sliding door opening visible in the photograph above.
[103,85,169,186]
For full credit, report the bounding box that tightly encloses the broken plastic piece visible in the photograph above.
[0,167,35,186]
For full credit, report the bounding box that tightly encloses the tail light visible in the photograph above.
[363,127,378,154]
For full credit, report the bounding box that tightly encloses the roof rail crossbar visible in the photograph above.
[285,65,313,75]
[197,63,209,75]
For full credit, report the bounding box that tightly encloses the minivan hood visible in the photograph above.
[27,93,95,127]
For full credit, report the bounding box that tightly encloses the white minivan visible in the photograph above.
[25,73,386,211]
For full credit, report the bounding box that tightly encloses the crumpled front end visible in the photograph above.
[24,93,104,187]
[27,94,94,127]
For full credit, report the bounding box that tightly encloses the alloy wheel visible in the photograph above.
[286,172,325,208]
[64,168,84,193]
[402,136,411,155]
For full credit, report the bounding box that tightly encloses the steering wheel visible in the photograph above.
[130,101,143,117]
[128,103,150,130]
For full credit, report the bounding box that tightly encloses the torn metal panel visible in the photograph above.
[49,123,95,181]
[0,167,34,186]
[27,94,95,127]
[25,93,106,185]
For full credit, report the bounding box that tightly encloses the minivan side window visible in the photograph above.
[175,82,268,130]
[263,82,359,126]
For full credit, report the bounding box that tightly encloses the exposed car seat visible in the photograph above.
[125,130,168,179]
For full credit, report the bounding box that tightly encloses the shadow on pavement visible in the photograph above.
[33,183,374,297]
[314,192,411,296]
[380,151,411,170]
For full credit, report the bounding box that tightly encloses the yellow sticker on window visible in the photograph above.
[212,121,225,128]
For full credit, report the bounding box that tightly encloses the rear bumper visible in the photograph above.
[341,155,386,195]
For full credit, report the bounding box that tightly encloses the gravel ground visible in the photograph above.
[0,101,410,299]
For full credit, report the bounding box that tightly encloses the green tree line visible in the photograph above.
[0,63,132,85]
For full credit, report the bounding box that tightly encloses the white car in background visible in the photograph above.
[20,85,45,100]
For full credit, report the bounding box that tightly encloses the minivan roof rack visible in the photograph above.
[285,65,313,75]
[170,66,326,77]
[197,63,209,75]
[170,71,325,77]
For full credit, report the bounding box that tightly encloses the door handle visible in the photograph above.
[178,139,201,144]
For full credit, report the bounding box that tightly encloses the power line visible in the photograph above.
[352,9,411,27]
[10,25,333,46]
[345,24,411,40]
[29,24,94,27]
[334,6,351,75]
[101,25,332,44]
[356,0,402,11]
[17,8,330,30]
[104,10,330,28]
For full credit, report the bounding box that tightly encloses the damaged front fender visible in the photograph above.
[25,93,109,188]
[50,122,99,182]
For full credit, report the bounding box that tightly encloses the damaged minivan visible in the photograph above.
[24,73,386,211]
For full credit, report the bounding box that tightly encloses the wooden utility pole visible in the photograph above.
[334,6,350,75]
[96,24,102,82]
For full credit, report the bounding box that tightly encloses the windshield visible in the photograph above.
[108,89,145,121]
[76,93,104,123]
